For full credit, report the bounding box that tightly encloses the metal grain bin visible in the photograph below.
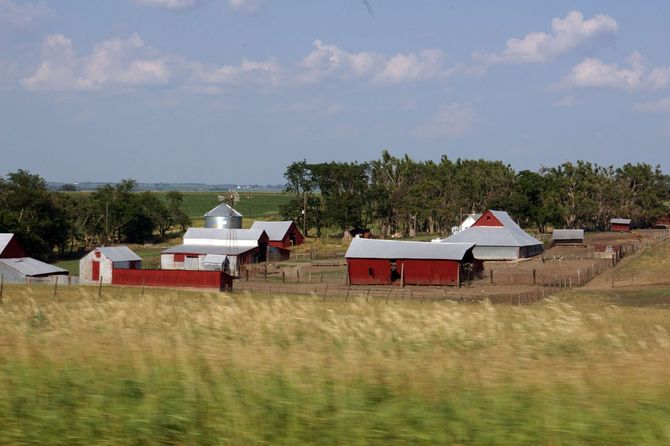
[204,204,243,229]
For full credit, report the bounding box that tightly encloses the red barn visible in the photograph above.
[611,218,631,232]
[654,213,670,229]
[250,221,304,248]
[0,233,26,258]
[345,238,477,286]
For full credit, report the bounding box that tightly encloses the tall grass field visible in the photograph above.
[1,283,670,444]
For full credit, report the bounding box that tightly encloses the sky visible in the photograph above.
[1,0,670,184]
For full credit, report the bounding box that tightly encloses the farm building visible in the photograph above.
[0,257,68,284]
[345,237,478,286]
[79,246,142,284]
[204,203,243,229]
[440,210,543,260]
[451,213,482,235]
[161,228,269,276]
[611,218,632,232]
[250,221,304,247]
[0,233,26,258]
[552,229,585,246]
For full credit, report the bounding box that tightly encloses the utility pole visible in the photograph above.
[303,192,307,237]
[105,201,109,245]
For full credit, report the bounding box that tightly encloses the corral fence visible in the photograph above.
[232,282,568,306]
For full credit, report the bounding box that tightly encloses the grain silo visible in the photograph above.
[204,203,243,229]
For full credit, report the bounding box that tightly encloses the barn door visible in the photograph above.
[92,261,100,281]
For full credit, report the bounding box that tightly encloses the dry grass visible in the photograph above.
[1,284,670,444]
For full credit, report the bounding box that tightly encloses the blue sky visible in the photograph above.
[1,0,669,184]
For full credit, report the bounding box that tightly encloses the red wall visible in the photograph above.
[611,223,630,232]
[0,236,26,258]
[348,258,461,286]
[472,210,503,227]
[348,259,392,284]
[399,259,459,286]
[112,269,233,290]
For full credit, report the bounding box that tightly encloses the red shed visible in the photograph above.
[610,218,631,232]
[345,238,477,286]
[0,233,26,258]
[250,221,304,248]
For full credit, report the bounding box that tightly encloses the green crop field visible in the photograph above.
[157,191,292,222]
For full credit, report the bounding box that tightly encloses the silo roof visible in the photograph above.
[204,203,243,218]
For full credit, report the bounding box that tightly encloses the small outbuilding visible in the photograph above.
[250,221,304,248]
[345,237,478,286]
[79,246,142,284]
[0,233,26,258]
[161,228,269,276]
[0,257,68,284]
[552,229,585,246]
[654,213,670,229]
[611,218,631,232]
[451,213,482,235]
[440,210,543,260]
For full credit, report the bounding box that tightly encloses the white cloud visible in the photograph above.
[228,0,264,13]
[298,40,447,85]
[0,0,50,27]
[561,52,670,90]
[21,33,183,91]
[298,40,383,84]
[633,98,670,113]
[189,58,282,87]
[474,10,617,64]
[415,104,474,138]
[21,35,453,93]
[373,49,444,85]
[134,0,197,10]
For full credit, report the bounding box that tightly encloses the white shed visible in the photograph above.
[79,246,142,284]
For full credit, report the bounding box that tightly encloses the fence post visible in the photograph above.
[577,269,581,286]
[282,271,285,283]
[53,276,58,297]
[98,276,103,298]
[532,269,536,285]
[297,270,300,283]
[264,263,268,282]
[490,269,494,284]
[0,274,3,302]
[246,269,249,282]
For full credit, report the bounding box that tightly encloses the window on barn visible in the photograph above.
[368,267,374,277]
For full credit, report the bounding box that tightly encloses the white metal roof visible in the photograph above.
[345,238,475,260]
[0,257,68,277]
[0,233,15,254]
[204,203,243,218]
[249,221,294,241]
[184,228,266,247]
[96,246,142,262]
[442,210,542,248]
[611,218,631,225]
[552,229,584,240]
[163,244,256,256]
[203,254,228,265]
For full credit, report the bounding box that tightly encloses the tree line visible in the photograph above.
[0,170,190,259]
[281,151,670,237]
